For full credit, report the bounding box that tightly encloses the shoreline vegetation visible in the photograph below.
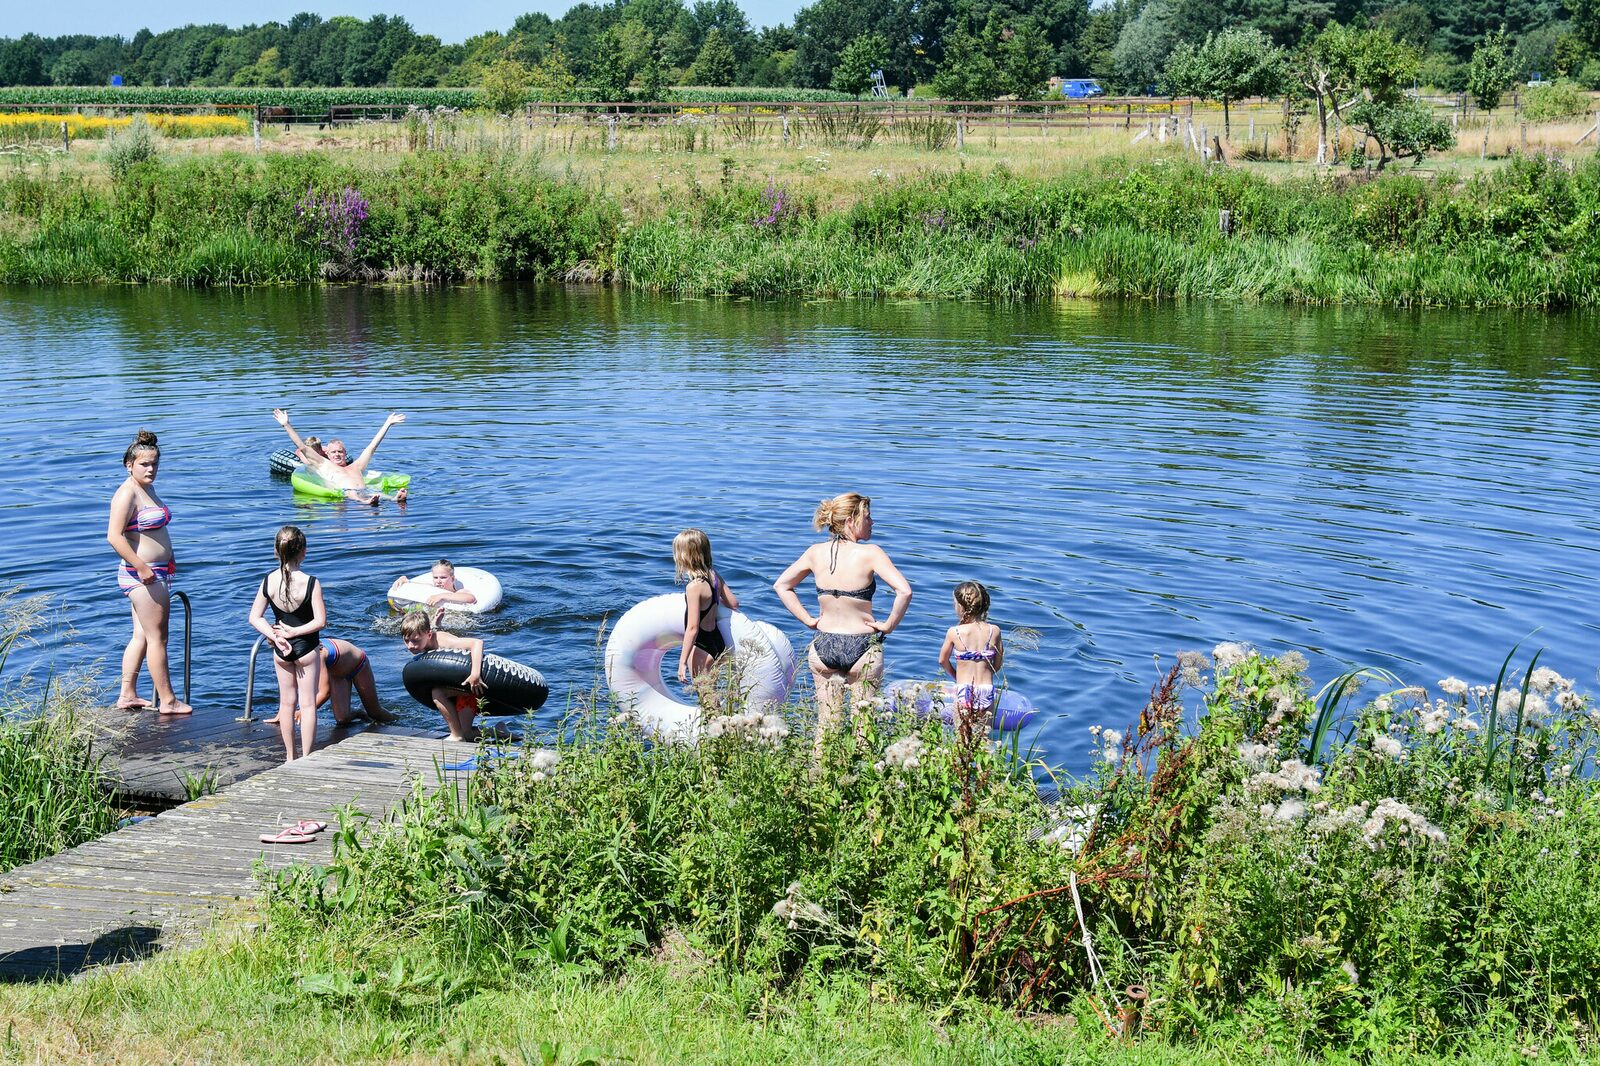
[3,643,1599,1062]
[3,145,1599,307]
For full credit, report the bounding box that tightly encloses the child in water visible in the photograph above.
[674,528,739,687]
[389,558,478,607]
[249,525,327,762]
[400,609,485,741]
[938,581,1005,730]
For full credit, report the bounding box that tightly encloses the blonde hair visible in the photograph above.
[400,610,433,639]
[813,492,871,537]
[432,559,455,575]
[953,581,990,622]
[673,528,713,583]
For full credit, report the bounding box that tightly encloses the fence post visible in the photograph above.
[1219,209,1232,236]
[956,116,965,149]
[1520,121,1528,152]
[60,120,69,153]
[427,113,435,151]
[607,114,618,150]
[1125,103,1132,129]
[782,108,790,145]
[252,108,261,152]
[1248,113,1255,142]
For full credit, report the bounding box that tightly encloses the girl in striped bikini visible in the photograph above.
[106,429,191,715]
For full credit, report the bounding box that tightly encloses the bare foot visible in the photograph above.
[262,715,282,726]
[158,700,194,716]
[366,706,399,724]
[395,488,408,503]
[115,696,151,711]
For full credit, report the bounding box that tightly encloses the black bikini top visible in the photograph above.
[818,538,877,601]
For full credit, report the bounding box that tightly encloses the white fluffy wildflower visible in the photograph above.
[1102,729,1123,748]
[1360,798,1446,849]
[1452,714,1481,732]
[1559,690,1586,714]
[1438,677,1469,697]
[1370,733,1406,761]
[1040,805,1097,854]
[1213,642,1249,671]
[1419,705,1450,735]
[1309,801,1370,835]
[1529,667,1574,694]
[1523,693,1551,720]
[1497,688,1524,715]
[1373,695,1393,713]
[770,882,830,930]
[706,710,789,747]
[1473,685,1491,699]
[1341,960,1359,985]
[882,735,925,771]
[1177,650,1211,687]
[1237,741,1274,772]
[1272,798,1308,822]
[1246,758,1321,795]
[1280,651,1309,675]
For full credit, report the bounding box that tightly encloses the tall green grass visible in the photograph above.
[0,595,117,874]
[3,150,1598,306]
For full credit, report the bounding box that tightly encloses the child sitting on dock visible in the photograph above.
[400,609,486,741]
[389,559,478,608]
[937,581,1004,732]
[248,525,326,762]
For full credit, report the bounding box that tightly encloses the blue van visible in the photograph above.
[1060,79,1104,98]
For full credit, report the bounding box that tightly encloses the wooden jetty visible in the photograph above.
[0,728,477,981]
[93,706,413,806]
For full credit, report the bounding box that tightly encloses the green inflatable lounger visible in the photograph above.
[289,464,411,499]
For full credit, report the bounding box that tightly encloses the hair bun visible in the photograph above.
[135,429,158,447]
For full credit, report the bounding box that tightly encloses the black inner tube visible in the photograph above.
[402,649,548,717]
[268,449,299,477]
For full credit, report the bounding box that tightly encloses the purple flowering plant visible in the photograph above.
[752,181,798,230]
[293,185,370,264]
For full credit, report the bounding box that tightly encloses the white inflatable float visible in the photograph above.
[387,566,504,615]
[604,593,798,741]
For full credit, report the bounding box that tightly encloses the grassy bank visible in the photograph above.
[5,646,1597,1062]
[2,148,1599,305]
[0,595,117,874]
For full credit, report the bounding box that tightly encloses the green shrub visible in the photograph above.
[1522,79,1594,121]
[100,114,161,181]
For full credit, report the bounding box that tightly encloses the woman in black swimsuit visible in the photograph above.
[675,528,740,689]
[248,525,327,763]
[773,492,913,758]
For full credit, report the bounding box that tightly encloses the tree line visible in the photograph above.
[1,0,1598,98]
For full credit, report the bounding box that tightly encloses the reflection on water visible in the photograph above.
[5,285,1600,769]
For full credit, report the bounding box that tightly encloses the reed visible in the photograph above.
[0,595,117,874]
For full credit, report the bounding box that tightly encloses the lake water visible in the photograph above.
[5,285,1600,769]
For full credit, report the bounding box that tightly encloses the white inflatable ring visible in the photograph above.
[604,593,798,741]
[388,566,504,615]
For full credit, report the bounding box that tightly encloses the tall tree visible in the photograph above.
[831,31,887,95]
[1466,27,1518,157]
[1163,26,1287,135]
[688,27,739,84]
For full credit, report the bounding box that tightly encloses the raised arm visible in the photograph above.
[772,549,818,629]
[272,408,310,452]
[866,547,913,634]
[351,412,405,473]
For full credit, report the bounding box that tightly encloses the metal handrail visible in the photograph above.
[172,590,192,706]
[240,635,268,723]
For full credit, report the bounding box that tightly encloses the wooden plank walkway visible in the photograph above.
[0,730,477,981]
[92,706,419,805]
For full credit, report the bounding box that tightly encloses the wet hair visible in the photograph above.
[953,581,990,623]
[432,559,455,575]
[672,529,713,583]
[813,492,871,537]
[273,525,307,607]
[123,429,159,466]
[400,609,433,640]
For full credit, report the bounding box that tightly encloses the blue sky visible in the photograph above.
[11,0,805,42]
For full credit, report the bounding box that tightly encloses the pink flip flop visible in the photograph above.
[260,829,315,844]
[289,820,327,835]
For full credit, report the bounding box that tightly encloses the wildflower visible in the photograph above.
[1279,651,1309,674]
[529,749,560,773]
[1419,706,1449,735]
[1473,685,1491,699]
[1272,799,1307,822]
[1373,695,1393,713]
[882,735,924,771]
[1529,667,1573,694]
[1397,687,1426,701]
[1523,693,1550,719]
[1559,691,1585,713]
[1360,797,1446,849]
[1213,642,1249,670]
[1370,733,1406,761]
[1236,741,1274,771]
[1341,960,1359,985]
[1102,729,1123,748]
[1176,650,1211,687]
[1438,677,1468,697]
[1451,714,1481,732]
[1246,758,1321,795]
[1497,689,1523,714]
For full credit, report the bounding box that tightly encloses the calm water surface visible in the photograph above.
[5,286,1600,768]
